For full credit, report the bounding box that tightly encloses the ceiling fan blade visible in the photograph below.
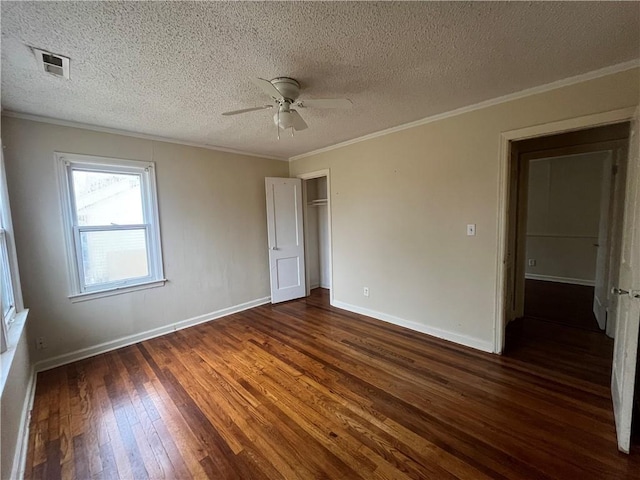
[222,105,273,116]
[251,77,283,99]
[295,98,352,109]
[289,110,308,131]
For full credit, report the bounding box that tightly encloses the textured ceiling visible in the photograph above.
[1,2,639,160]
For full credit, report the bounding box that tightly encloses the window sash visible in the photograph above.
[73,224,154,293]
[66,165,148,226]
[0,229,16,327]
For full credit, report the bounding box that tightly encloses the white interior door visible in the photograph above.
[593,152,613,331]
[611,110,640,454]
[265,177,306,303]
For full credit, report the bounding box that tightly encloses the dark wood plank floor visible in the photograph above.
[26,289,640,479]
[524,279,601,331]
[505,315,614,387]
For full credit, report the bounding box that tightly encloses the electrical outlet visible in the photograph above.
[36,336,46,350]
[528,259,537,267]
[363,287,370,297]
[466,224,476,236]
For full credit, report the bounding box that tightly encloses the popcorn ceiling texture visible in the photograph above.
[1,1,638,159]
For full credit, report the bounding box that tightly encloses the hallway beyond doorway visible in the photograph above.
[524,279,601,332]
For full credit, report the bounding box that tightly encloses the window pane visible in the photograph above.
[79,229,149,287]
[0,233,14,321]
[72,170,144,226]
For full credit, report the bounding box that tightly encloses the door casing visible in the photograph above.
[495,107,637,353]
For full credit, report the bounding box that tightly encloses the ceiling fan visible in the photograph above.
[222,77,352,137]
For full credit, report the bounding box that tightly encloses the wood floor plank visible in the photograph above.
[144,377,209,479]
[25,288,640,479]
[71,434,89,480]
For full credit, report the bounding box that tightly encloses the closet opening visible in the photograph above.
[299,170,332,299]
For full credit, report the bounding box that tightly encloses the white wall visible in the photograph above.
[1,327,31,479]
[1,117,288,364]
[525,152,609,285]
[290,68,639,352]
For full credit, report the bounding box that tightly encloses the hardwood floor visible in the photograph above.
[505,315,614,389]
[26,289,640,479]
[524,279,601,331]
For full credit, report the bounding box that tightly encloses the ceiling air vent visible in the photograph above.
[33,48,70,79]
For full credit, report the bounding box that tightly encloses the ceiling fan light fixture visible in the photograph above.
[222,75,348,136]
[274,110,294,130]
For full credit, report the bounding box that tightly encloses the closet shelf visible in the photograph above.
[308,198,328,206]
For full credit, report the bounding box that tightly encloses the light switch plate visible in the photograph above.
[466,224,476,236]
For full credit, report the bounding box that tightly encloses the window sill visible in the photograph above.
[0,309,29,395]
[68,279,167,303]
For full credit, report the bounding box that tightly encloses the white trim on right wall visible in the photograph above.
[524,274,595,287]
[333,300,493,353]
[289,61,640,162]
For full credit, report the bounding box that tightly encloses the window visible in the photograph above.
[0,224,16,353]
[57,153,165,299]
[0,143,23,355]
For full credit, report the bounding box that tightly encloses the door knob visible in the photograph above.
[612,287,629,295]
[270,246,279,251]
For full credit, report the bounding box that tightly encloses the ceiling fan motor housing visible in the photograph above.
[270,77,300,102]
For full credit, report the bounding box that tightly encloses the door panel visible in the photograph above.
[611,110,640,453]
[265,177,306,303]
[593,153,613,331]
[276,257,301,289]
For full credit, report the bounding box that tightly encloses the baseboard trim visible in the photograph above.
[331,300,494,353]
[525,274,595,287]
[34,296,271,373]
[11,365,37,480]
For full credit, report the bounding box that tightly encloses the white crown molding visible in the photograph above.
[289,60,640,162]
[3,60,637,164]
[0,111,288,162]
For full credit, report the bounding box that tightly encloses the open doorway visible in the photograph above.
[502,122,634,424]
[299,170,332,300]
[522,149,618,335]
[496,107,640,453]
[504,123,630,337]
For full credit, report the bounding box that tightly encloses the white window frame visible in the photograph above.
[0,139,26,361]
[0,228,17,334]
[56,153,166,301]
